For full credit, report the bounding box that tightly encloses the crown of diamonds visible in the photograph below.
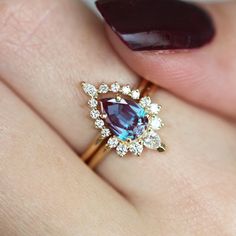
[82,82,165,157]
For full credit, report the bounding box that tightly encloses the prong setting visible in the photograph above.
[115,95,122,102]
[81,82,166,157]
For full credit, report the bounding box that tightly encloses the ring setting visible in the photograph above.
[82,81,166,158]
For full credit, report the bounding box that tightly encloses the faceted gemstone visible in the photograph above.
[101,128,111,138]
[98,83,109,94]
[150,116,162,130]
[121,85,131,95]
[82,83,97,97]
[95,119,104,129]
[90,109,100,119]
[116,143,128,157]
[144,131,161,150]
[129,142,144,156]
[88,98,98,108]
[131,90,140,100]
[99,97,148,141]
[149,104,161,114]
[110,82,120,93]
[139,96,151,108]
[107,136,119,148]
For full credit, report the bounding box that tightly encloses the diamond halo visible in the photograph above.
[82,82,166,157]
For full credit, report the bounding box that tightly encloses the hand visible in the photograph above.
[0,0,235,235]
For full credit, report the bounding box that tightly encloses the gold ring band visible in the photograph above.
[81,79,163,170]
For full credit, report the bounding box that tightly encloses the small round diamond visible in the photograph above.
[82,83,97,97]
[95,119,104,129]
[140,96,151,108]
[110,82,120,93]
[150,116,162,130]
[90,109,100,119]
[116,143,128,157]
[131,90,140,100]
[122,85,131,95]
[98,84,109,94]
[101,128,111,138]
[144,131,161,150]
[107,136,119,148]
[129,142,143,156]
[88,98,98,108]
[149,104,161,114]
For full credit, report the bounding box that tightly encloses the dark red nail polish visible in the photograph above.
[96,0,215,51]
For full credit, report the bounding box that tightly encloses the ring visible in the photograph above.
[81,79,166,169]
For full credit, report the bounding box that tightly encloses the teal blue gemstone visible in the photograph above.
[99,97,148,141]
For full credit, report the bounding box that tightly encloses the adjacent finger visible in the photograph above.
[96,0,236,119]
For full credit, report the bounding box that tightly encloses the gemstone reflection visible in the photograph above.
[99,97,148,141]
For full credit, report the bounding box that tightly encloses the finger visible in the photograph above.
[0,82,139,235]
[0,0,235,235]
[1,2,236,233]
[98,90,236,235]
[98,90,236,215]
[96,0,236,119]
[0,0,151,214]
[0,0,138,152]
[0,0,235,186]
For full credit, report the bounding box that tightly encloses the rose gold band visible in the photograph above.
[81,79,158,169]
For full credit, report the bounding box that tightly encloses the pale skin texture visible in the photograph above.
[0,0,236,235]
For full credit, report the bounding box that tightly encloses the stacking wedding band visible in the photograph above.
[81,79,166,169]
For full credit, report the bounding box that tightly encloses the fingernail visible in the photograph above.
[96,0,215,51]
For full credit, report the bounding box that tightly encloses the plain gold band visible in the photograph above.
[81,79,158,169]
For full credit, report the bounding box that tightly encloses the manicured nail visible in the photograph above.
[96,0,215,51]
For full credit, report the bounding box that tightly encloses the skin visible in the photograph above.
[105,3,236,119]
[0,0,235,235]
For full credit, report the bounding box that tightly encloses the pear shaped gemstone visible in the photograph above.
[99,97,148,141]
